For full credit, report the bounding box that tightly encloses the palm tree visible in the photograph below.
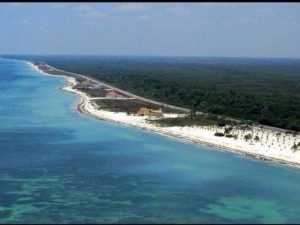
[291,143,298,152]
[244,133,252,142]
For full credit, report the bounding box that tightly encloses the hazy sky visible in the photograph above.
[1,3,300,57]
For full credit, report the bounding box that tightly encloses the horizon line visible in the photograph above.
[1,54,300,60]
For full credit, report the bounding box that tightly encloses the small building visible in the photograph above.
[74,80,94,89]
[105,90,125,98]
[82,80,92,85]
[90,84,102,90]
[74,80,102,90]
[137,107,163,117]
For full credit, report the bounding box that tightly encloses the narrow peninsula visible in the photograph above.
[28,61,300,167]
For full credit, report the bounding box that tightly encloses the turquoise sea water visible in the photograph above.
[1,58,300,223]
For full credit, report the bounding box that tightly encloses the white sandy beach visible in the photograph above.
[28,62,300,167]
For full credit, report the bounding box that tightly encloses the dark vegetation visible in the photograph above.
[7,55,300,131]
[244,133,253,141]
[95,99,181,113]
[292,142,300,152]
[214,132,225,137]
[78,88,107,98]
[225,134,236,138]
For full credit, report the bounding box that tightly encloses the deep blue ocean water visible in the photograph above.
[1,58,300,223]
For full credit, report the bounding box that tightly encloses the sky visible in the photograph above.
[0,2,300,57]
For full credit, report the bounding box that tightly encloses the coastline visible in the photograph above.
[26,61,300,168]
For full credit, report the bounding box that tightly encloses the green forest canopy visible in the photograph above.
[7,55,300,131]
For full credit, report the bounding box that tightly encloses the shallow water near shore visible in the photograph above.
[1,58,300,223]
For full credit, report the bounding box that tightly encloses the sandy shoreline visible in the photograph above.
[27,61,300,168]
